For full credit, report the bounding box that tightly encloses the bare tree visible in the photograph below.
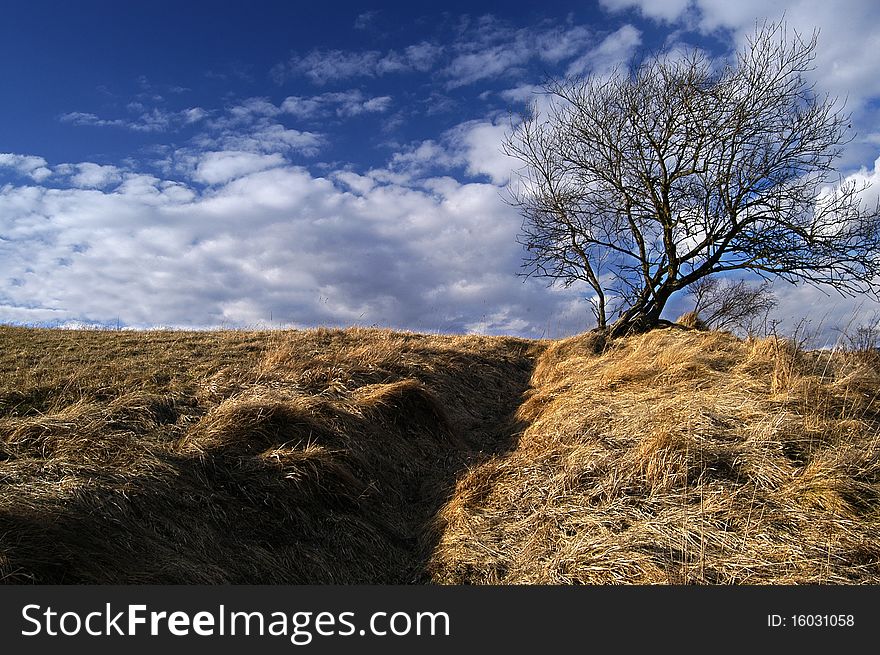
[505,21,880,337]
[685,277,777,332]
[835,311,880,355]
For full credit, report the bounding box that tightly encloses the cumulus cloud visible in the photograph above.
[831,155,880,219]
[388,141,461,178]
[151,97,326,181]
[55,163,123,189]
[388,116,520,185]
[599,0,693,24]
[224,97,281,124]
[0,153,52,181]
[22,9,880,340]
[205,124,324,156]
[599,0,880,113]
[172,98,322,164]
[446,120,520,185]
[0,156,587,336]
[192,151,287,185]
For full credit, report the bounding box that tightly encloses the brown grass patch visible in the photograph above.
[430,327,880,584]
[2,323,878,584]
[0,325,536,583]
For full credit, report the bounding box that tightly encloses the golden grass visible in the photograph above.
[1,323,879,584]
[0,325,536,583]
[430,328,880,584]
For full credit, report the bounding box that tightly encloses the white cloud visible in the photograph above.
[448,120,520,185]
[832,155,880,216]
[599,0,693,23]
[59,111,126,128]
[0,151,588,336]
[681,0,880,122]
[498,84,543,104]
[278,96,323,119]
[272,19,593,89]
[566,24,642,76]
[534,25,594,63]
[60,106,209,133]
[443,19,593,88]
[131,108,174,132]
[599,0,880,113]
[3,131,876,340]
[694,0,781,33]
[170,97,327,165]
[389,140,460,177]
[183,107,208,124]
[389,117,520,185]
[331,170,377,195]
[192,151,287,185]
[273,44,442,85]
[225,97,281,124]
[353,10,378,30]
[151,98,326,180]
[597,0,880,180]
[56,163,123,189]
[404,42,444,71]
[0,153,52,181]
[209,124,324,156]
[281,90,393,119]
[294,50,385,82]
[361,96,393,114]
[444,47,523,89]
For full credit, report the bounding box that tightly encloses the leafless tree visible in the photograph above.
[505,21,880,337]
[685,277,777,332]
[835,310,880,355]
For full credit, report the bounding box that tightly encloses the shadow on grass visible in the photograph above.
[0,342,537,584]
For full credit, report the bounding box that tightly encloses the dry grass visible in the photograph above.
[2,323,879,584]
[430,328,880,584]
[0,325,536,583]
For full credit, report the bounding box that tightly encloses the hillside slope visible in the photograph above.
[0,326,537,583]
[1,325,878,583]
[433,329,880,583]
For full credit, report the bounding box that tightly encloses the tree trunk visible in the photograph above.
[595,297,607,330]
[608,286,674,338]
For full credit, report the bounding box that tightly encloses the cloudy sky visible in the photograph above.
[2,0,879,340]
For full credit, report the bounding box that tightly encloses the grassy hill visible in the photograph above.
[1,324,878,583]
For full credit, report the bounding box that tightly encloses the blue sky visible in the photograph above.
[2,0,880,340]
